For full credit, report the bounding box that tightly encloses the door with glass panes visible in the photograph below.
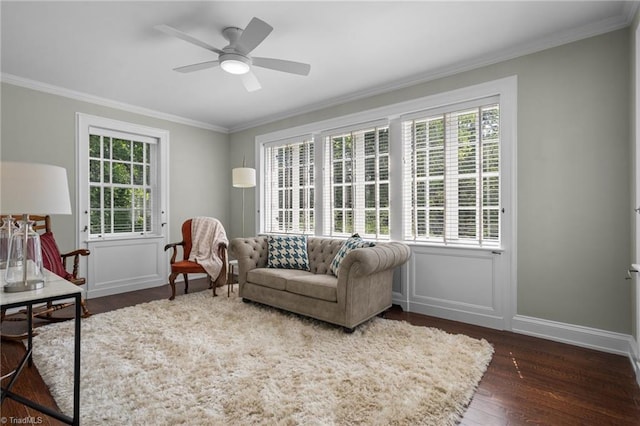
[77,114,168,298]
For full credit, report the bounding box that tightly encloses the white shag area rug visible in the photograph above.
[32,289,493,425]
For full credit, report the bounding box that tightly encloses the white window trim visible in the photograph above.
[76,113,170,244]
[255,76,516,251]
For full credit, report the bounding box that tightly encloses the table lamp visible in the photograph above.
[0,162,72,292]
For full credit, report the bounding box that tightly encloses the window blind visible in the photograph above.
[263,136,314,234]
[402,99,500,247]
[322,121,390,238]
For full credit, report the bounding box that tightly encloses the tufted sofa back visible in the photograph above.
[231,235,348,275]
[306,237,345,274]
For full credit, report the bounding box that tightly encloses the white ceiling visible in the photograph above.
[1,1,637,133]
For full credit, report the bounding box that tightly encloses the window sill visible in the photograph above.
[403,241,504,254]
[87,233,164,242]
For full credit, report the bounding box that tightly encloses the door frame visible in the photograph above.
[634,20,640,380]
[75,113,170,297]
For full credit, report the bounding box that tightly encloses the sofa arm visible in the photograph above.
[339,242,411,278]
[230,237,268,283]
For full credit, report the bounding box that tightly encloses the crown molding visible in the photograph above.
[2,5,634,136]
[227,11,632,133]
[0,73,230,134]
[624,1,640,24]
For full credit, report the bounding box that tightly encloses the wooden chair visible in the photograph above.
[1,215,91,340]
[164,218,228,300]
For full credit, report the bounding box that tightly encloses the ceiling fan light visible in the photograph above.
[220,55,250,75]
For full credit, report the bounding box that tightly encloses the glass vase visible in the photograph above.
[4,219,45,292]
[0,216,14,269]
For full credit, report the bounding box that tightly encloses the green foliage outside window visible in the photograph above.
[88,134,153,236]
[407,103,500,245]
[329,127,389,238]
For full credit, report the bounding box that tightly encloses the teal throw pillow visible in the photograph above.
[267,235,310,271]
[329,236,375,276]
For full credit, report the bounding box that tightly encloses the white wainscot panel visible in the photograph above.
[87,237,166,298]
[407,246,505,330]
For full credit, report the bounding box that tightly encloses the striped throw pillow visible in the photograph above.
[329,235,375,276]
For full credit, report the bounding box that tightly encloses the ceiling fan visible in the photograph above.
[155,17,311,92]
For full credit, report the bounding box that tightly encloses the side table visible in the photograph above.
[227,259,238,297]
[1,271,82,426]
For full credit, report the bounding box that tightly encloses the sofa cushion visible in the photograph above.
[247,268,313,291]
[329,235,375,276]
[286,273,338,302]
[267,235,310,270]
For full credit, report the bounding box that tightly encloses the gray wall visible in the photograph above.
[230,29,632,334]
[0,83,230,252]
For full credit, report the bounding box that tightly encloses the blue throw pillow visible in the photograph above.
[267,235,310,271]
[330,236,375,276]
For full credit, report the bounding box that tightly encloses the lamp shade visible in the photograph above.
[1,161,72,215]
[232,167,256,188]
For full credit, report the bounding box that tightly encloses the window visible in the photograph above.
[402,98,500,247]
[322,123,390,238]
[257,77,514,247]
[88,130,157,236]
[263,137,314,234]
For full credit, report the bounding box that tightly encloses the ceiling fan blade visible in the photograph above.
[155,24,224,55]
[236,17,273,54]
[252,57,311,76]
[241,71,261,92]
[173,60,220,73]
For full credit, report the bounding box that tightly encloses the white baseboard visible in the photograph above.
[629,338,640,387]
[87,280,166,299]
[395,298,506,330]
[391,293,408,311]
[511,315,634,356]
[525,322,640,391]
[394,300,637,361]
[86,274,209,299]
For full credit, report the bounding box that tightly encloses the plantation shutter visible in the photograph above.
[321,120,390,238]
[263,136,314,234]
[401,97,500,247]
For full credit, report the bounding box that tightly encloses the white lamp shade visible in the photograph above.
[1,161,72,215]
[232,167,256,188]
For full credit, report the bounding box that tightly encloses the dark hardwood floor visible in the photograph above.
[2,278,640,425]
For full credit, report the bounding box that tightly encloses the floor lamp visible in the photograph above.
[1,161,72,292]
[232,164,256,237]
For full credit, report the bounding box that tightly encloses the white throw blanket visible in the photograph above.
[188,217,228,282]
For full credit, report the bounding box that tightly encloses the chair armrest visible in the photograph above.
[164,241,185,264]
[338,242,411,278]
[60,248,91,280]
[60,249,90,258]
[216,242,228,263]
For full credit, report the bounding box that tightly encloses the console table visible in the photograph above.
[1,270,81,425]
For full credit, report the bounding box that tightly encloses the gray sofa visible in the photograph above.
[230,236,411,331]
